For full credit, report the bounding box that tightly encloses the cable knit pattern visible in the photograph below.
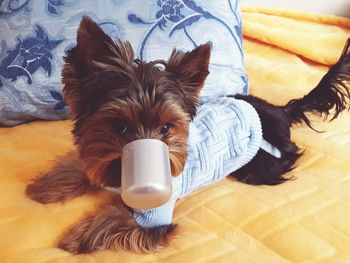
[133,97,263,227]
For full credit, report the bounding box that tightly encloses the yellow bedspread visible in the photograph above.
[1,7,350,263]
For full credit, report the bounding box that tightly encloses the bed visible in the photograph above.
[1,7,350,263]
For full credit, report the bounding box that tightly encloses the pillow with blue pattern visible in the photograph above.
[0,0,247,126]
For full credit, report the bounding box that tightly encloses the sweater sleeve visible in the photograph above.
[133,198,177,228]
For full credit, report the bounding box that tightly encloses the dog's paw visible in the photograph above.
[58,205,177,254]
[26,152,92,204]
[26,171,91,204]
[58,218,91,254]
[26,177,61,204]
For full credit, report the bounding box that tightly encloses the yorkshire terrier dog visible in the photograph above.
[26,16,350,254]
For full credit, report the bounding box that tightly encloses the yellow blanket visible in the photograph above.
[1,8,350,263]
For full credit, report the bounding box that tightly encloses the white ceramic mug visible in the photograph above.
[121,139,173,209]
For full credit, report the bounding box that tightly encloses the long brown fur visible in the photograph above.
[58,201,178,254]
[26,151,93,203]
[26,16,210,254]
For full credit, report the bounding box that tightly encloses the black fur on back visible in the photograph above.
[232,38,350,185]
[232,95,301,185]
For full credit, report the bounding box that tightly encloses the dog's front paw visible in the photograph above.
[58,217,92,254]
[26,170,91,204]
[59,204,177,254]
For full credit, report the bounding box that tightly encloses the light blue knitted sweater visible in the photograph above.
[132,96,277,228]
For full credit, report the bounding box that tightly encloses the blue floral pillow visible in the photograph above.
[0,0,247,126]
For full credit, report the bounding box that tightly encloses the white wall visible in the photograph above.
[242,0,350,17]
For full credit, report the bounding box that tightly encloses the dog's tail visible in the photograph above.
[283,38,350,129]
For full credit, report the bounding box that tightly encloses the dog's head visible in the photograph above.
[63,16,211,186]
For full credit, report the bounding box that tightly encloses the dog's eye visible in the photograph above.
[160,123,172,135]
[113,121,128,134]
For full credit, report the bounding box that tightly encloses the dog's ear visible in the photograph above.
[62,16,134,119]
[65,16,134,73]
[75,16,115,61]
[166,43,211,96]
